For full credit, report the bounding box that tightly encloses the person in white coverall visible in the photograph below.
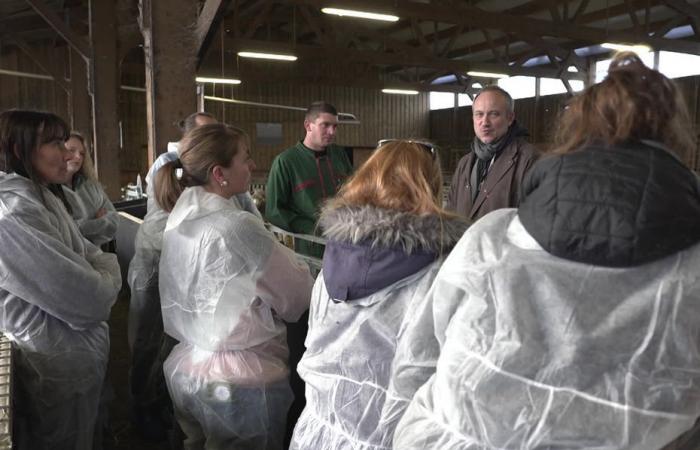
[0,110,121,450]
[144,111,217,211]
[63,131,118,247]
[156,123,313,450]
[394,52,700,450]
[290,140,468,450]
[127,111,217,440]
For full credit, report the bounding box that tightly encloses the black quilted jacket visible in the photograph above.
[519,140,700,267]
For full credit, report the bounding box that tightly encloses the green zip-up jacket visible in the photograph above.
[265,141,353,256]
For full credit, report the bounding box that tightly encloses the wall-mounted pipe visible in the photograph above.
[0,69,361,124]
[0,68,147,95]
[203,95,361,125]
[0,68,53,81]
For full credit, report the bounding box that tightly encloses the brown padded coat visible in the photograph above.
[447,137,537,221]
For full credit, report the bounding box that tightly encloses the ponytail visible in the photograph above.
[154,160,184,212]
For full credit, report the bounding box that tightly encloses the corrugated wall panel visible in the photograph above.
[0,47,69,119]
[204,83,429,171]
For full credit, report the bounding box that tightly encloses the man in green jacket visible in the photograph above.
[266,101,353,258]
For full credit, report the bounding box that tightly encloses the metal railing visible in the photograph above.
[267,224,325,276]
[0,336,12,449]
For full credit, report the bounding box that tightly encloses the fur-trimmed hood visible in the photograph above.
[319,204,467,254]
[319,205,468,301]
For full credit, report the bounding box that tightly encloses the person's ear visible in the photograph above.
[507,111,515,125]
[303,119,312,133]
[211,165,225,184]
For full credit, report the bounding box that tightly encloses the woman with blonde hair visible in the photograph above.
[394,52,700,449]
[156,123,313,449]
[290,140,468,449]
[63,131,118,246]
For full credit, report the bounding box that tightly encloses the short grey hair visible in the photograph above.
[177,112,216,134]
[474,85,514,113]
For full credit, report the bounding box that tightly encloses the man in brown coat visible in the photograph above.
[447,86,537,221]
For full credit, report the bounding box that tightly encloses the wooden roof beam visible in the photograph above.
[230,65,473,92]
[663,0,700,35]
[243,0,274,39]
[284,0,700,54]
[444,0,668,60]
[196,0,233,65]
[24,0,91,60]
[504,15,691,69]
[226,37,587,80]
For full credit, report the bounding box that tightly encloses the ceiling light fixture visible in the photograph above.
[466,71,509,79]
[237,51,298,61]
[601,42,652,54]
[382,88,419,95]
[196,76,241,85]
[321,7,399,22]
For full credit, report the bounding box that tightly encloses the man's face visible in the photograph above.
[472,91,515,144]
[304,112,338,150]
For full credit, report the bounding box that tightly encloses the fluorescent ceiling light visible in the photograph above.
[601,42,652,54]
[467,71,509,79]
[567,66,579,72]
[322,7,399,22]
[196,77,241,85]
[237,51,297,61]
[382,88,419,95]
[471,82,483,89]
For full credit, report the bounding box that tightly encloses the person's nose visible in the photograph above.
[328,125,337,136]
[61,143,72,161]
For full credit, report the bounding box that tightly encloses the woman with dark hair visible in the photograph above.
[394,52,700,449]
[0,110,120,449]
[63,131,118,246]
[157,123,313,449]
[290,140,468,449]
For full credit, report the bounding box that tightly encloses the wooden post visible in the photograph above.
[69,47,92,137]
[139,0,198,167]
[89,0,121,199]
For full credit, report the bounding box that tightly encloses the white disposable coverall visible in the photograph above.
[394,210,700,450]
[63,176,119,246]
[160,186,313,450]
[290,205,468,450]
[0,172,121,450]
[129,153,262,421]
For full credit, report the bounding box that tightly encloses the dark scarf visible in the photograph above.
[470,121,528,201]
